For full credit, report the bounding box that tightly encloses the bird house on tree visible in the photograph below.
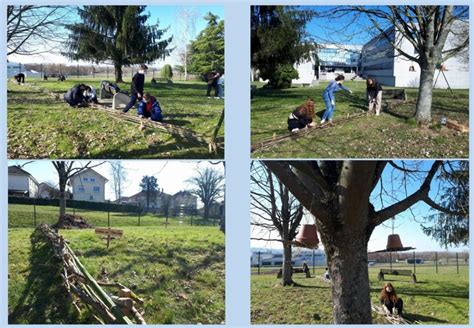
[294,224,319,249]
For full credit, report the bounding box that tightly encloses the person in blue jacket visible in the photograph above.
[137,93,163,124]
[320,75,353,125]
[64,84,90,107]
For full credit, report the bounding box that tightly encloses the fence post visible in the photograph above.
[77,64,79,79]
[107,200,110,228]
[33,197,37,227]
[312,249,315,275]
[258,251,261,275]
[435,252,438,274]
[413,251,416,274]
[92,66,95,79]
[137,204,141,226]
[456,252,459,274]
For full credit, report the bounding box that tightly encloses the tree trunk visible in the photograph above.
[415,62,435,125]
[282,241,293,286]
[321,225,372,324]
[58,178,67,219]
[115,63,123,83]
[204,204,210,220]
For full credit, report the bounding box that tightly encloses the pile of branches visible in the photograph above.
[371,305,415,325]
[51,214,93,229]
[35,224,146,324]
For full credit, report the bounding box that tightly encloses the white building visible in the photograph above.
[360,23,469,89]
[70,169,108,202]
[7,61,42,78]
[8,166,39,197]
[251,248,327,267]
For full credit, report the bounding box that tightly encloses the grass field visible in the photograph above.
[251,81,469,158]
[8,78,224,159]
[251,265,469,324]
[9,203,220,228]
[9,220,225,324]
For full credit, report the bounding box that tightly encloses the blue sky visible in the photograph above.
[8,5,224,66]
[251,161,468,253]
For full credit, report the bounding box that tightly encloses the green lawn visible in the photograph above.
[9,203,219,228]
[251,81,469,158]
[9,225,225,324]
[8,78,224,159]
[251,265,469,324]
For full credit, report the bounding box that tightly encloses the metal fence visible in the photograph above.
[9,199,221,229]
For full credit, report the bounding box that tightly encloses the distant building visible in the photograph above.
[360,24,469,89]
[170,190,198,211]
[38,182,72,199]
[70,169,108,202]
[8,165,39,197]
[117,189,197,213]
[251,248,327,267]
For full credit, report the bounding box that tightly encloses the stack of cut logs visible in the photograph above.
[35,224,146,324]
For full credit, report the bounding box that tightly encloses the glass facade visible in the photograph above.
[317,46,361,68]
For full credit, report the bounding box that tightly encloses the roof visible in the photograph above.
[72,168,109,182]
[8,165,39,185]
[173,190,196,197]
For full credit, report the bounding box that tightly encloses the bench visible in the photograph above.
[378,269,417,283]
[277,267,311,278]
[95,228,123,248]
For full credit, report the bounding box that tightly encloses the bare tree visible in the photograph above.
[109,162,127,202]
[7,5,71,56]
[52,161,104,220]
[263,160,467,324]
[251,163,304,286]
[345,6,466,124]
[187,167,224,220]
[175,7,199,80]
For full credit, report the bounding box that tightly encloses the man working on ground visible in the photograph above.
[64,84,90,107]
[123,64,148,113]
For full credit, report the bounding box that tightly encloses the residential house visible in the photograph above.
[8,165,39,197]
[38,182,72,199]
[70,169,108,202]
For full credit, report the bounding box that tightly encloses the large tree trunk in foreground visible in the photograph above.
[321,224,372,324]
[415,62,436,125]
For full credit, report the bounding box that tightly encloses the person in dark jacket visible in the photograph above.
[206,71,219,98]
[287,98,316,132]
[123,64,148,113]
[14,73,25,84]
[137,93,163,123]
[380,282,404,316]
[366,76,383,115]
[64,84,90,107]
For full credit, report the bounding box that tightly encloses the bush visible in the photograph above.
[160,64,173,81]
[260,64,298,89]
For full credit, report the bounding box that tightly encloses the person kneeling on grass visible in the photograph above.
[83,85,98,104]
[380,282,404,317]
[287,98,316,133]
[137,93,163,130]
[64,84,91,107]
[320,75,353,125]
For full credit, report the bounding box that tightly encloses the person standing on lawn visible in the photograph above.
[367,76,383,115]
[320,75,353,125]
[123,64,148,113]
[206,71,220,98]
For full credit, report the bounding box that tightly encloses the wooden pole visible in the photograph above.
[107,200,110,228]
[413,251,416,273]
[138,203,141,226]
[435,252,438,274]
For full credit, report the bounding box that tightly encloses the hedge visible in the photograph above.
[8,196,139,213]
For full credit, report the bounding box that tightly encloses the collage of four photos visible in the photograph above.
[5,3,470,326]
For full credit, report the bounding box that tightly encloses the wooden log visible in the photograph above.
[446,119,469,133]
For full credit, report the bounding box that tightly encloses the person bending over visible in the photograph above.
[380,282,404,316]
[123,64,148,113]
[320,75,352,125]
[366,76,383,115]
[14,73,25,84]
[287,98,316,133]
[64,84,90,107]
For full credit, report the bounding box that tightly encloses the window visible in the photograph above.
[78,186,85,193]
[90,178,95,182]
[93,186,100,193]
[89,195,93,201]
[83,177,88,182]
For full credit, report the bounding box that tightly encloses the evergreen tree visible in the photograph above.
[160,64,173,81]
[64,6,173,82]
[251,6,315,88]
[422,161,469,247]
[188,12,224,75]
[139,175,159,212]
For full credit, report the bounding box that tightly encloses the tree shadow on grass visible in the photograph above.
[403,312,449,324]
[8,229,82,324]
